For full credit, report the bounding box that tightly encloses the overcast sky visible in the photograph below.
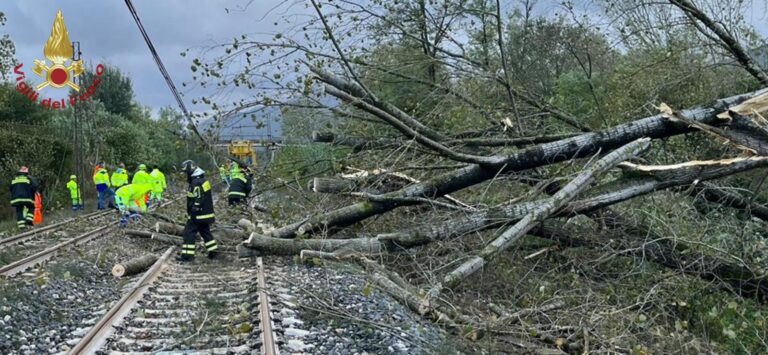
[0,0,306,115]
[2,0,767,116]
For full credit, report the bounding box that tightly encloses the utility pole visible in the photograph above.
[72,41,84,208]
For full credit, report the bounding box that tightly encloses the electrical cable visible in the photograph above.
[123,0,208,146]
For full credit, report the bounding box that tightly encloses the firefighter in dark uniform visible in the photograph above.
[227,167,252,206]
[10,166,38,230]
[179,160,219,261]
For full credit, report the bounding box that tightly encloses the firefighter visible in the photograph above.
[111,163,129,189]
[149,165,166,203]
[93,166,111,210]
[179,160,219,261]
[10,166,38,230]
[227,167,252,205]
[131,164,152,185]
[65,175,82,211]
[114,183,152,227]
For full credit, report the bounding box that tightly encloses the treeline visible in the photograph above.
[0,65,209,217]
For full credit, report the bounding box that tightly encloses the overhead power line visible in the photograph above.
[123,0,207,145]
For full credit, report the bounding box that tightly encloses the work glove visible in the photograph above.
[119,214,129,227]
[130,212,141,223]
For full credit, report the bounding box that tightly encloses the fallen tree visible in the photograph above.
[248,156,768,254]
[425,138,650,302]
[270,79,768,239]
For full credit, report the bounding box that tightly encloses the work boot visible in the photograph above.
[207,250,220,260]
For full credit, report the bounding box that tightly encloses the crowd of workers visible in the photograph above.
[9,159,254,262]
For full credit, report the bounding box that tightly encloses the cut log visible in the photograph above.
[271,87,768,238]
[111,254,158,278]
[427,138,650,300]
[237,219,257,232]
[155,222,185,236]
[124,229,153,238]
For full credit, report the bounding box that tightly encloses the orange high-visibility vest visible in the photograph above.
[33,192,43,224]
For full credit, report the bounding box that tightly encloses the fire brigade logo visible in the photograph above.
[33,10,84,91]
[12,10,104,109]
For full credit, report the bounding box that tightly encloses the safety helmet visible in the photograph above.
[19,166,29,173]
[181,160,196,176]
[139,164,147,171]
[70,175,76,180]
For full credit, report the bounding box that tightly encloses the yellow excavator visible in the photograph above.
[228,140,258,167]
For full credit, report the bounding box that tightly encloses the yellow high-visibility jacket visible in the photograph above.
[132,170,152,185]
[66,179,79,199]
[115,184,153,212]
[150,169,166,193]
[111,169,129,187]
[93,169,111,187]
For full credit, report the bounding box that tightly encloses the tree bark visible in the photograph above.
[312,177,367,193]
[111,254,158,278]
[312,131,395,151]
[270,87,768,239]
[243,233,384,255]
[155,222,184,236]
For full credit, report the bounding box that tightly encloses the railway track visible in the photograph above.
[0,197,183,278]
[0,209,112,249]
[68,254,281,354]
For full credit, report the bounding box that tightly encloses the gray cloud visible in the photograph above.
[1,0,305,114]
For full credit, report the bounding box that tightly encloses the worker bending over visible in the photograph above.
[179,160,219,261]
[150,165,166,203]
[10,166,38,230]
[227,168,252,205]
[66,175,83,211]
[115,183,153,227]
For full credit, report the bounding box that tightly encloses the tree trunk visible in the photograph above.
[155,222,184,236]
[234,219,256,233]
[428,138,649,299]
[243,233,383,255]
[381,156,768,248]
[270,88,768,238]
[312,131,394,151]
[111,254,158,278]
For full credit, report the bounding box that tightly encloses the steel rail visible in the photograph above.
[0,209,112,248]
[67,246,175,355]
[257,257,279,355]
[0,195,183,278]
[0,224,115,277]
